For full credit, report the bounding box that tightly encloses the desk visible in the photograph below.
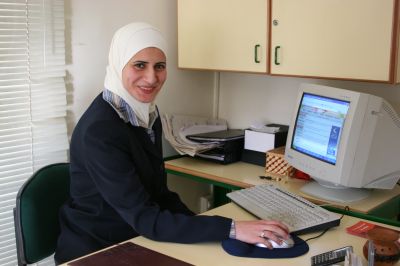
[63,203,400,266]
[165,157,400,226]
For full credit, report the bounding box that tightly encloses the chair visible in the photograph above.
[13,163,70,266]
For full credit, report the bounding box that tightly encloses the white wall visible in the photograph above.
[218,72,400,129]
[65,0,215,129]
[65,0,213,212]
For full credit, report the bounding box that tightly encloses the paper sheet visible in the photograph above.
[161,113,228,156]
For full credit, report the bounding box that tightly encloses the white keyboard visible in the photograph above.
[227,184,341,234]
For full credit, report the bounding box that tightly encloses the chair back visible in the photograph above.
[14,163,70,265]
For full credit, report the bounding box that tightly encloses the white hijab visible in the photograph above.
[104,22,167,128]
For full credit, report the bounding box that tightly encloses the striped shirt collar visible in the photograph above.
[102,89,158,141]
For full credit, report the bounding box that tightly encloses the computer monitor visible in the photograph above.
[285,83,400,203]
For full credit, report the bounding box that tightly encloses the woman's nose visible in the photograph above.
[143,68,157,84]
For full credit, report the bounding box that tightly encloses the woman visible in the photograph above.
[55,22,289,264]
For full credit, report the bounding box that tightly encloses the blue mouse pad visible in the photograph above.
[221,234,309,258]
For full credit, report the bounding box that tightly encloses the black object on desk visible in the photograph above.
[187,129,244,142]
[187,129,245,164]
[241,123,289,166]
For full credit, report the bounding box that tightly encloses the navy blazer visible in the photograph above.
[55,94,231,263]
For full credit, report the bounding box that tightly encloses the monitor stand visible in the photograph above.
[300,181,371,203]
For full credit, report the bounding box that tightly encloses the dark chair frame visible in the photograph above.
[13,163,70,266]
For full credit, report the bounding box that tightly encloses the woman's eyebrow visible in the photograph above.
[132,60,166,65]
[133,60,148,64]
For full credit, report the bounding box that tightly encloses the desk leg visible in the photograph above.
[165,168,241,208]
[213,186,234,207]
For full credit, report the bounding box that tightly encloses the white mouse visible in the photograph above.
[255,235,295,249]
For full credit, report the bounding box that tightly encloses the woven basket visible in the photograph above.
[265,146,295,178]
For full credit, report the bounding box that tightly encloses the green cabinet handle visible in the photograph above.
[254,44,261,63]
[274,46,281,65]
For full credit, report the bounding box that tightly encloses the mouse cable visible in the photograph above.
[302,206,347,243]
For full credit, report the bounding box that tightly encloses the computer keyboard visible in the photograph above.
[227,184,341,234]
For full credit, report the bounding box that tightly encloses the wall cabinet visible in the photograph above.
[178,0,400,83]
[177,0,268,73]
[270,0,400,83]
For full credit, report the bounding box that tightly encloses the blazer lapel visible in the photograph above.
[130,125,162,161]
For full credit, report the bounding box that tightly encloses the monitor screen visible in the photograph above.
[291,93,350,165]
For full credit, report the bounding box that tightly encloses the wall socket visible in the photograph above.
[199,194,213,213]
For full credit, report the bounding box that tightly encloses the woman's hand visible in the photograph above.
[234,220,290,249]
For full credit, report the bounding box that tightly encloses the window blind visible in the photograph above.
[0,0,68,265]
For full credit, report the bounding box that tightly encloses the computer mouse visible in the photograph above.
[255,235,294,249]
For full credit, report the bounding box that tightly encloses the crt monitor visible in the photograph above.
[285,83,400,203]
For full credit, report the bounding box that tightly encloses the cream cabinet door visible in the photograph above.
[178,0,268,73]
[270,0,396,82]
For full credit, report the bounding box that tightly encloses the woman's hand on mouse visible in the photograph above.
[234,220,289,249]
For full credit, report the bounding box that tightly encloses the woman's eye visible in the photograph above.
[134,63,145,69]
[155,64,166,71]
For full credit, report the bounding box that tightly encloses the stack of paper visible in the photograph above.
[161,114,227,156]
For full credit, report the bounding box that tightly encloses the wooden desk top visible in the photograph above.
[165,157,400,214]
[131,203,400,266]
[62,203,400,266]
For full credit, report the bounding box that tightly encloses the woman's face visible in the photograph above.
[122,47,167,103]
